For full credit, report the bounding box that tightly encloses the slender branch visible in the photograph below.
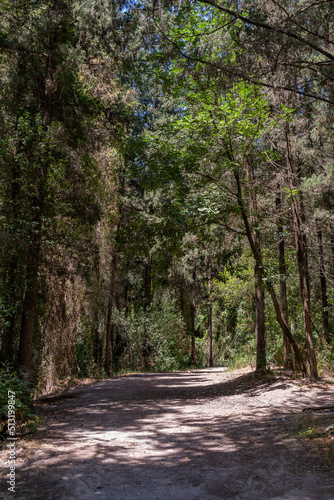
[269,0,290,19]
[191,170,237,197]
[214,221,246,235]
[199,0,334,61]
[1,12,50,50]
[269,0,334,44]
[0,42,47,57]
[176,48,334,104]
[152,12,334,104]
[170,18,237,39]
[295,0,334,17]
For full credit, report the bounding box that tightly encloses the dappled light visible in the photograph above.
[3,368,332,499]
[1,1,334,498]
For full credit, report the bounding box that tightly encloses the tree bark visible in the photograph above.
[297,163,311,297]
[180,277,185,323]
[276,183,292,368]
[191,264,196,365]
[254,233,267,372]
[142,256,152,370]
[234,169,307,375]
[18,19,57,375]
[191,302,196,365]
[285,124,318,379]
[144,256,152,311]
[89,246,100,370]
[316,219,330,343]
[105,251,118,377]
[248,159,266,372]
[207,256,213,368]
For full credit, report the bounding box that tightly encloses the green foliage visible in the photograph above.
[0,0,333,390]
[316,345,334,375]
[213,256,254,307]
[298,426,316,438]
[75,329,91,378]
[114,292,190,373]
[0,365,37,433]
[197,254,257,368]
[150,294,192,370]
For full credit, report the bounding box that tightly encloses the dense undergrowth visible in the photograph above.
[0,365,39,437]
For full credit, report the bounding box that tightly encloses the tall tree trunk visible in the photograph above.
[285,124,318,379]
[144,256,152,310]
[1,133,21,364]
[105,251,118,377]
[297,163,311,296]
[234,169,307,375]
[254,233,266,372]
[180,277,185,323]
[191,264,196,365]
[331,238,334,277]
[276,183,292,368]
[248,159,266,372]
[18,23,57,375]
[179,276,189,340]
[124,280,129,317]
[191,302,196,365]
[316,219,330,343]
[89,246,100,371]
[142,256,152,370]
[206,256,213,368]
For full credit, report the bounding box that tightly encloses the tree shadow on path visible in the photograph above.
[3,368,334,500]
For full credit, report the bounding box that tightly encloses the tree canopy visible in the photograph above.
[0,0,333,394]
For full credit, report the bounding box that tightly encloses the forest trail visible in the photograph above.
[2,367,334,500]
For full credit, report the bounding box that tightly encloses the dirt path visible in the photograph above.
[1,367,334,499]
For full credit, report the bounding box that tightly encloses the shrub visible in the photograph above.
[113,292,190,373]
[0,365,38,435]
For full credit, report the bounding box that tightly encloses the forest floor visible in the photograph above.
[1,366,334,500]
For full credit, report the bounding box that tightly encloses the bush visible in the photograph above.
[113,292,190,373]
[0,365,38,435]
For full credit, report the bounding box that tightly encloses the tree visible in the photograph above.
[151,0,334,103]
[145,71,308,372]
[0,0,126,379]
[284,123,318,378]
